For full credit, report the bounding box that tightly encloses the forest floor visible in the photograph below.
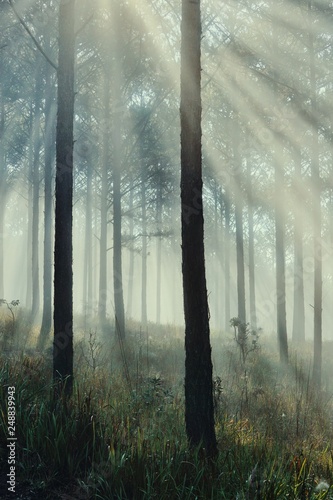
[1,313,333,498]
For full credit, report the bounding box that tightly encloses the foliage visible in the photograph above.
[0,299,20,350]
[1,327,333,498]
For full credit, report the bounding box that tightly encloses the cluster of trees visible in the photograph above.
[1,0,333,448]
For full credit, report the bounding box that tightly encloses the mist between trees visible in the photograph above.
[0,0,332,409]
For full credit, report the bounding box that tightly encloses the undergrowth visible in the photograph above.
[1,317,333,498]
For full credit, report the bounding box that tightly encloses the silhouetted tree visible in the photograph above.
[53,0,76,396]
[180,0,217,456]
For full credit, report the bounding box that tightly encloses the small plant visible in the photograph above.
[0,299,20,349]
[230,317,260,364]
[80,329,104,373]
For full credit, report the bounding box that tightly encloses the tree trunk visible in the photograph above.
[224,191,231,332]
[112,157,125,339]
[112,1,126,340]
[98,70,109,325]
[156,182,162,325]
[38,53,55,349]
[53,0,75,396]
[181,0,217,456]
[31,60,43,321]
[309,1,322,387]
[247,155,257,330]
[83,162,93,322]
[275,147,288,364]
[292,146,305,344]
[26,111,33,310]
[141,174,148,329]
[126,174,134,319]
[232,115,246,326]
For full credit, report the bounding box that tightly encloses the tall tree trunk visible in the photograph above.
[224,190,230,331]
[247,155,257,330]
[213,180,219,329]
[39,52,55,349]
[98,70,109,325]
[126,174,134,319]
[141,173,148,329]
[112,156,125,338]
[232,115,246,326]
[156,182,162,325]
[83,162,93,322]
[181,0,217,456]
[271,21,288,364]
[275,146,288,364]
[112,0,126,340]
[53,0,75,396]
[309,1,322,386]
[31,61,42,321]
[292,146,305,343]
[26,109,33,310]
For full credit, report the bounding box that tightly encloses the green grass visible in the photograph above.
[1,317,333,498]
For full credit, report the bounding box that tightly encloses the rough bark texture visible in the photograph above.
[53,0,75,396]
[181,0,217,456]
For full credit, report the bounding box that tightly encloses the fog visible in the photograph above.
[1,0,333,340]
[3,1,333,497]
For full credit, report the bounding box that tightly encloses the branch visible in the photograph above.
[75,13,94,38]
[9,0,57,71]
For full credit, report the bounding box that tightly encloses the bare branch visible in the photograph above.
[8,0,57,71]
[75,13,94,38]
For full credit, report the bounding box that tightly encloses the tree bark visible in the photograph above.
[26,109,33,310]
[247,157,257,331]
[275,146,288,365]
[31,64,42,320]
[181,0,217,456]
[126,173,134,319]
[98,70,109,325]
[292,146,305,344]
[309,1,322,387]
[224,190,230,332]
[141,173,148,329]
[112,1,126,340]
[53,0,75,396]
[232,115,246,326]
[156,182,162,325]
[83,162,93,322]
[39,50,55,349]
